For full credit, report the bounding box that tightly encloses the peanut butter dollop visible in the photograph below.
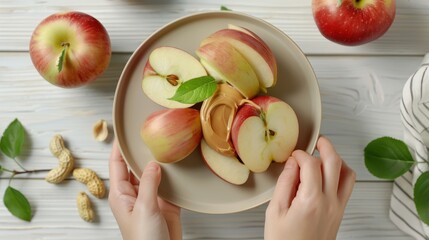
[200,83,244,156]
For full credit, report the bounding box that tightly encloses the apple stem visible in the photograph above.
[166,74,179,86]
[337,0,342,6]
[57,42,70,73]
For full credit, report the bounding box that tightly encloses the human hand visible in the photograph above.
[108,141,182,240]
[264,136,356,240]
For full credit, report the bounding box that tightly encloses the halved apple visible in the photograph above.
[142,47,207,108]
[201,26,277,89]
[200,139,250,185]
[231,96,299,173]
[196,41,260,99]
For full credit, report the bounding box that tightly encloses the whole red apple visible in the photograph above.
[29,11,111,88]
[312,0,396,46]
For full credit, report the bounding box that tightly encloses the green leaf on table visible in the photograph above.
[414,172,429,225]
[220,5,232,11]
[0,118,26,159]
[169,76,217,104]
[364,136,415,179]
[4,186,32,221]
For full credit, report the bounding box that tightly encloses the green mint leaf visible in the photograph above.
[4,186,32,221]
[169,76,217,104]
[414,172,429,225]
[57,48,66,72]
[0,118,26,159]
[364,136,414,179]
[221,5,232,11]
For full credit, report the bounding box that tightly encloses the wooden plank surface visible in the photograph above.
[0,53,420,181]
[0,53,418,239]
[1,0,426,239]
[0,0,429,55]
[0,180,413,240]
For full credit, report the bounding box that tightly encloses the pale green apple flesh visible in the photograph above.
[200,139,250,185]
[142,47,207,108]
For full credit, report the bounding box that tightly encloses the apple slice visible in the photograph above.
[231,96,299,173]
[196,41,260,99]
[201,27,277,89]
[227,24,277,83]
[141,108,202,163]
[228,24,271,49]
[142,47,207,108]
[200,139,250,185]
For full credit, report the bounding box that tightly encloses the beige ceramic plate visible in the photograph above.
[113,11,321,214]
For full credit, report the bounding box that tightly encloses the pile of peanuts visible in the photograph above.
[46,134,106,222]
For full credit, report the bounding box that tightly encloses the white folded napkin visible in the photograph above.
[390,53,429,239]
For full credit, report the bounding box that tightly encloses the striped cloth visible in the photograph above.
[390,53,429,239]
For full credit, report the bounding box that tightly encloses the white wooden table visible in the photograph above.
[0,0,427,239]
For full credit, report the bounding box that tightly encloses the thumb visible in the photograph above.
[136,161,162,212]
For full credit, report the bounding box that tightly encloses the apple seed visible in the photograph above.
[265,129,276,141]
[166,74,179,86]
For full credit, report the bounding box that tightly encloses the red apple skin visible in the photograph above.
[141,108,202,163]
[196,41,260,99]
[201,29,277,84]
[142,60,157,78]
[312,0,396,46]
[229,25,272,52]
[29,12,111,88]
[231,96,281,156]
